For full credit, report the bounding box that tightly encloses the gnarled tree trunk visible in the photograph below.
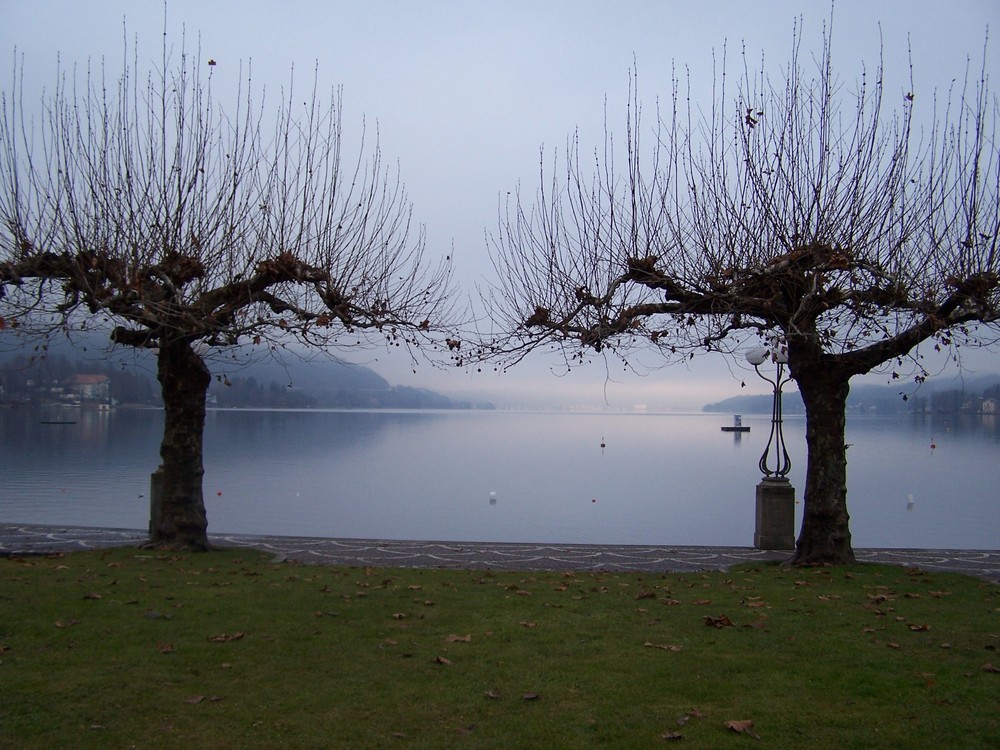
[792,369,856,565]
[147,339,212,551]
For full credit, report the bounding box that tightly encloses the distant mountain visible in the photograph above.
[703,391,803,415]
[0,331,491,410]
[703,374,1000,415]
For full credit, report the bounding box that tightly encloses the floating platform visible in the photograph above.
[721,415,750,432]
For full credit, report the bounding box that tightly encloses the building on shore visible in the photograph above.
[65,374,111,406]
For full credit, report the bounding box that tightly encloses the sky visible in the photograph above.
[2,1,998,410]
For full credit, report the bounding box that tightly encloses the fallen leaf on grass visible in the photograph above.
[156,641,176,654]
[661,730,684,740]
[866,593,894,604]
[485,689,501,700]
[520,621,538,628]
[703,614,735,628]
[522,692,541,701]
[83,592,102,600]
[692,599,712,606]
[644,641,683,652]
[54,619,80,629]
[725,719,761,739]
[676,708,707,726]
[444,634,472,643]
[185,695,223,704]
[208,632,245,643]
[434,656,452,665]
[982,663,1000,673]
[744,617,769,629]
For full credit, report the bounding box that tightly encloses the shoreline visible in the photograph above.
[3,522,998,584]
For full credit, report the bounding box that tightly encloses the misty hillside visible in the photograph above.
[0,331,488,409]
[703,374,1000,415]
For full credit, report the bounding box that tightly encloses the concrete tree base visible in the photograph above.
[754,477,796,550]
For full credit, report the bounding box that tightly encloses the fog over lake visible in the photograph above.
[1,408,996,550]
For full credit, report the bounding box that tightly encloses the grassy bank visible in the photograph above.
[1,548,997,748]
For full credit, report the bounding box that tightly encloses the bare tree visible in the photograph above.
[0,37,455,550]
[484,28,999,565]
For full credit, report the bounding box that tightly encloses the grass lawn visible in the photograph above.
[1,547,997,748]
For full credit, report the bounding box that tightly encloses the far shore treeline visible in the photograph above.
[0,342,494,411]
[2,337,996,414]
[704,377,1000,416]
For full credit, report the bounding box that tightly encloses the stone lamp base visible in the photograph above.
[754,477,796,550]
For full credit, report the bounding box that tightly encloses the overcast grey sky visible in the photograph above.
[2,1,997,409]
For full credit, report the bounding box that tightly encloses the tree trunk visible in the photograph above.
[791,370,857,565]
[146,339,212,551]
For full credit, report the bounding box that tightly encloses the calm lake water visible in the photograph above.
[1,407,997,549]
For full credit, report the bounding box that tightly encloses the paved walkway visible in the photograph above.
[2,523,998,583]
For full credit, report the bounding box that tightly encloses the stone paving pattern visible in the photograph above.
[2,523,998,583]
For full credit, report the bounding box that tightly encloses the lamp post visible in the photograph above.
[746,347,792,479]
[745,346,796,550]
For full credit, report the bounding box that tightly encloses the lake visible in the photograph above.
[1,407,997,549]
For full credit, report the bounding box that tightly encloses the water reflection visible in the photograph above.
[1,407,997,549]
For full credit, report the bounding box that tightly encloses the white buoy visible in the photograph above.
[907,493,915,511]
[489,491,497,505]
